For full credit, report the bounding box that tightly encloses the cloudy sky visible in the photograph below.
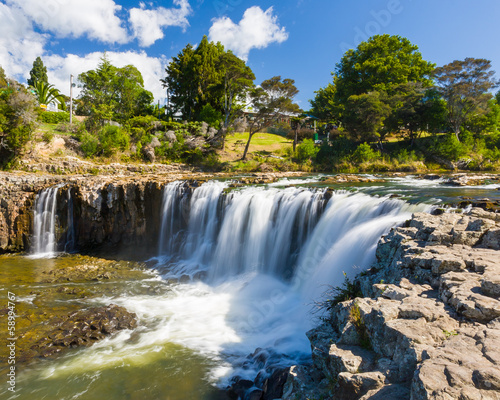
[1,0,499,107]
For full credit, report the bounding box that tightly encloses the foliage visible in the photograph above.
[268,121,292,136]
[314,273,362,313]
[78,55,153,128]
[42,131,54,143]
[162,37,226,120]
[351,143,380,163]
[334,34,434,106]
[198,104,223,128]
[349,302,371,349]
[98,125,129,157]
[79,131,100,157]
[295,139,319,163]
[30,80,66,110]
[343,91,391,143]
[27,57,48,87]
[162,37,255,149]
[310,83,338,123]
[39,111,70,124]
[433,58,498,139]
[242,76,301,160]
[0,71,38,168]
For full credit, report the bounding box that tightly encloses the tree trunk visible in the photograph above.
[293,128,298,152]
[241,131,254,160]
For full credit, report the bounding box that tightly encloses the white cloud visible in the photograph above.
[208,6,288,61]
[44,51,169,103]
[5,0,129,44]
[0,3,46,79]
[129,0,192,47]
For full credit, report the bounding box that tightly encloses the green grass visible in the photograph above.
[226,131,292,146]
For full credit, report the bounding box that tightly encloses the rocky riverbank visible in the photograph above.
[267,208,500,400]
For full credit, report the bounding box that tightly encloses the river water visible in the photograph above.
[1,174,499,399]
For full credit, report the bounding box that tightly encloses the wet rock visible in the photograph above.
[31,304,137,359]
[261,367,290,400]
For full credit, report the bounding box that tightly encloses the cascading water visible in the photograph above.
[31,184,75,257]
[32,185,62,257]
[147,181,432,381]
[8,179,436,399]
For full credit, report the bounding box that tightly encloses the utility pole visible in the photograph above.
[69,74,74,124]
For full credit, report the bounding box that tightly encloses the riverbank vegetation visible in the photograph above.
[1,35,499,172]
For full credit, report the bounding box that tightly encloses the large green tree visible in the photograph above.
[27,57,48,87]
[0,67,38,168]
[241,76,300,160]
[334,35,435,106]
[161,36,256,133]
[78,56,153,129]
[162,36,226,121]
[433,58,498,140]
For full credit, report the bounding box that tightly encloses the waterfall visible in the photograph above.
[32,185,61,257]
[157,181,428,290]
[31,184,75,257]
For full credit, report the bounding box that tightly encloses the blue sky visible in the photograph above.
[1,0,499,108]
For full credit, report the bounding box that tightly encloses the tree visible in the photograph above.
[162,37,226,121]
[334,34,435,106]
[161,36,256,135]
[241,76,300,160]
[27,57,48,87]
[342,91,391,146]
[78,56,153,129]
[30,80,66,110]
[309,83,339,123]
[433,58,498,140]
[213,51,255,149]
[0,69,38,168]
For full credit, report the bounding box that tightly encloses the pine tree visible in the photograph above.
[27,57,48,87]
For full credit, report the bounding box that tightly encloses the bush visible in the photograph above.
[351,143,380,163]
[295,139,319,163]
[434,134,468,161]
[198,104,222,128]
[40,111,70,124]
[0,80,38,168]
[79,131,99,157]
[98,125,129,156]
[42,131,54,143]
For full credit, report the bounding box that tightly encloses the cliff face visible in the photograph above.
[0,173,171,256]
[282,209,500,400]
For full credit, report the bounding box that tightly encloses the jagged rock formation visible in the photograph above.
[282,209,500,400]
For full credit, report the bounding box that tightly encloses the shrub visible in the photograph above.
[79,131,99,157]
[351,143,380,163]
[434,134,468,161]
[295,139,319,163]
[0,80,38,168]
[39,111,70,124]
[198,104,222,128]
[98,125,129,156]
[42,131,54,143]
